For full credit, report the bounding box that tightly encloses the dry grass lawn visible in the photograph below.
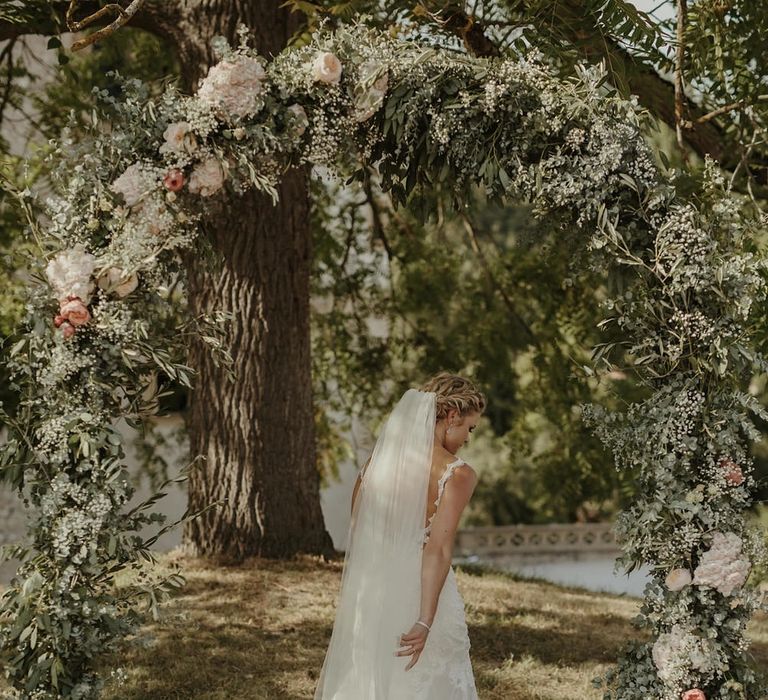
[3,551,767,699]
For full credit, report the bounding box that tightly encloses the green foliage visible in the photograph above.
[0,15,766,699]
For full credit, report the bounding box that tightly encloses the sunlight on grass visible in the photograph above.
[1,551,766,699]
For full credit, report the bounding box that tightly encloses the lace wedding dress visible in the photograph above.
[314,390,479,700]
[387,456,479,699]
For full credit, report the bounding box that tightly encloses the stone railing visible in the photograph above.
[455,522,619,562]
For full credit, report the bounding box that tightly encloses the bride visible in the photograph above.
[314,372,486,699]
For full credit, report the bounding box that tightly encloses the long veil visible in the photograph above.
[314,388,436,699]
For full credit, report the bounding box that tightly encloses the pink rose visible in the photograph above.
[718,457,744,486]
[53,314,65,328]
[311,51,342,84]
[60,321,75,339]
[682,689,706,700]
[59,298,91,327]
[163,168,185,192]
[665,568,692,592]
[159,121,197,155]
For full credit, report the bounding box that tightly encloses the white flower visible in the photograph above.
[97,267,138,297]
[45,244,97,304]
[311,51,342,84]
[197,55,267,120]
[187,157,225,197]
[233,127,246,140]
[287,104,309,136]
[110,162,156,207]
[159,121,197,155]
[665,567,692,591]
[693,531,750,596]
[652,624,712,684]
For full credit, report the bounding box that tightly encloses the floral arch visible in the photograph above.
[1,21,767,700]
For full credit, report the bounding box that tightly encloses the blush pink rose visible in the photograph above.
[60,321,75,339]
[681,689,706,700]
[163,168,185,192]
[665,568,692,592]
[311,51,342,84]
[53,314,65,328]
[59,298,91,327]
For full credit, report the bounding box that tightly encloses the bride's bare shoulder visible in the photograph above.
[432,446,474,474]
[432,445,456,464]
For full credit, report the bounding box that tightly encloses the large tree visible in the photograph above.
[1,0,766,561]
[0,0,335,560]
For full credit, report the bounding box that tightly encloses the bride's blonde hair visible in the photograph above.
[419,371,486,421]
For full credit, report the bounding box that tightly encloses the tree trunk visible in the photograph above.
[165,1,335,560]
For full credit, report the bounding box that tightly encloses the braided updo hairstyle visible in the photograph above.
[419,371,487,421]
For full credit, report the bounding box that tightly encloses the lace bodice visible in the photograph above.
[422,457,465,546]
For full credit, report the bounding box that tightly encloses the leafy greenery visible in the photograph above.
[0,12,766,700]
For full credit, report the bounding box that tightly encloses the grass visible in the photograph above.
[2,551,768,699]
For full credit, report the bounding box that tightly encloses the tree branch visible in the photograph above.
[459,212,540,348]
[414,3,500,57]
[693,99,753,125]
[0,1,178,44]
[0,37,17,125]
[72,0,144,51]
[424,1,768,180]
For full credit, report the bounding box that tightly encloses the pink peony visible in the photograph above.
[187,157,225,197]
[97,267,138,297]
[197,55,267,120]
[163,168,185,192]
[60,321,75,339]
[682,690,706,700]
[110,162,154,207]
[693,532,750,596]
[311,51,342,84]
[59,298,91,326]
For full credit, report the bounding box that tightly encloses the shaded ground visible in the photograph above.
[2,551,767,699]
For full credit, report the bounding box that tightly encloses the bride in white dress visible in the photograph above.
[314,372,486,699]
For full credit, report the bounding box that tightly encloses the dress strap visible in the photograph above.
[423,457,467,545]
[435,458,465,502]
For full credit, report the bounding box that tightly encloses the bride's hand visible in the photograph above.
[395,621,430,671]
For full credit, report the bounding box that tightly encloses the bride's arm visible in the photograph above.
[350,455,372,516]
[418,465,478,625]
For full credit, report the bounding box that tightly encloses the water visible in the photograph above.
[456,554,651,597]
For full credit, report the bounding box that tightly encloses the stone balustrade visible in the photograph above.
[455,522,619,561]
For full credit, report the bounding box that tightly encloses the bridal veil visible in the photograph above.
[314,388,436,700]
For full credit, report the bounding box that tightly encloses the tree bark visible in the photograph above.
[179,172,335,560]
[167,1,335,560]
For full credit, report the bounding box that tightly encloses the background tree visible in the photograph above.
[1,0,767,564]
